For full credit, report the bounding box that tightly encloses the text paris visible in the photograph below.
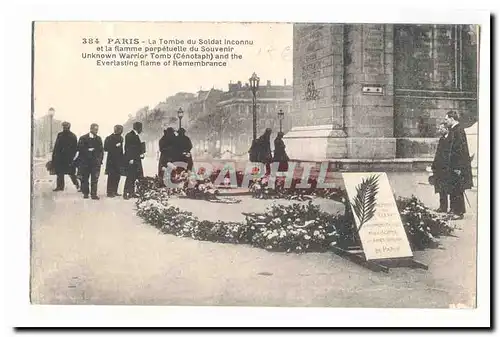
[107,38,140,44]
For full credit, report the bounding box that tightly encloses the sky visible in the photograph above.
[34,21,293,137]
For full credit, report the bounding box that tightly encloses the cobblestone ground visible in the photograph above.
[30,157,477,307]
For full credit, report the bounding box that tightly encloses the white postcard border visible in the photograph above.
[2,0,492,329]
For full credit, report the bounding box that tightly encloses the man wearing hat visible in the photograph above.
[104,125,124,197]
[444,110,473,220]
[431,122,451,213]
[76,123,104,200]
[51,121,80,192]
[176,128,193,171]
[123,122,145,199]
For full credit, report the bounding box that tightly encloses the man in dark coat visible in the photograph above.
[445,110,473,220]
[76,123,104,200]
[123,122,145,199]
[52,121,80,191]
[256,128,273,175]
[104,125,124,197]
[273,131,290,172]
[176,128,194,171]
[158,127,177,185]
[248,139,258,162]
[257,128,273,163]
[431,122,451,213]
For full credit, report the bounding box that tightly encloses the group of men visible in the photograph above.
[431,110,474,220]
[50,110,473,215]
[249,128,290,172]
[157,127,194,184]
[50,121,146,200]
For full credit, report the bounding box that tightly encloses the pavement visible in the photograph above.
[30,156,477,307]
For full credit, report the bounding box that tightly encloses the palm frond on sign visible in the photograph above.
[351,174,380,233]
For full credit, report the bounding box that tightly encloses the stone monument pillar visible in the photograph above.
[284,24,347,161]
[284,23,396,160]
[343,24,396,159]
[285,23,478,165]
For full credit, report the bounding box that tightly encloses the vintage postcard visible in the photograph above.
[29,19,486,319]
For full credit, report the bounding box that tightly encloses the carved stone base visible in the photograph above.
[284,125,399,160]
[346,138,396,159]
[396,138,440,159]
[283,125,347,161]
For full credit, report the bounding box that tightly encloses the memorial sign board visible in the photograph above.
[342,172,413,260]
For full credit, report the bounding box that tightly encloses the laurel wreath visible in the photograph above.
[351,174,380,233]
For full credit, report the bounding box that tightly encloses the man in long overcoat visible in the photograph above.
[52,121,80,191]
[123,122,145,199]
[257,128,273,175]
[104,125,124,197]
[273,131,290,172]
[77,123,104,199]
[176,128,194,171]
[158,127,177,185]
[431,122,451,212]
[445,110,473,219]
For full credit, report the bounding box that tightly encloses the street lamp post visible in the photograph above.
[177,107,184,130]
[249,72,260,141]
[48,107,55,152]
[277,108,284,133]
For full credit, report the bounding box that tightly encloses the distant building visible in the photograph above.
[126,92,197,158]
[188,88,223,158]
[121,80,293,162]
[215,79,293,158]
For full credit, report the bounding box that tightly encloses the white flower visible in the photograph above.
[304,235,311,240]
[313,230,320,236]
[305,220,316,227]
[267,232,277,239]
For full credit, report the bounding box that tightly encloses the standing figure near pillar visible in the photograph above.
[273,131,289,171]
[104,125,124,197]
[51,121,80,192]
[445,111,473,220]
[123,122,145,199]
[76,123,104,200]
[431,122,451,213]
[256,128,273,174]
[158,127,177,185]
[176,128,194,172]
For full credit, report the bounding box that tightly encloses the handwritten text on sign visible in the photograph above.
[342,172,413,260]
